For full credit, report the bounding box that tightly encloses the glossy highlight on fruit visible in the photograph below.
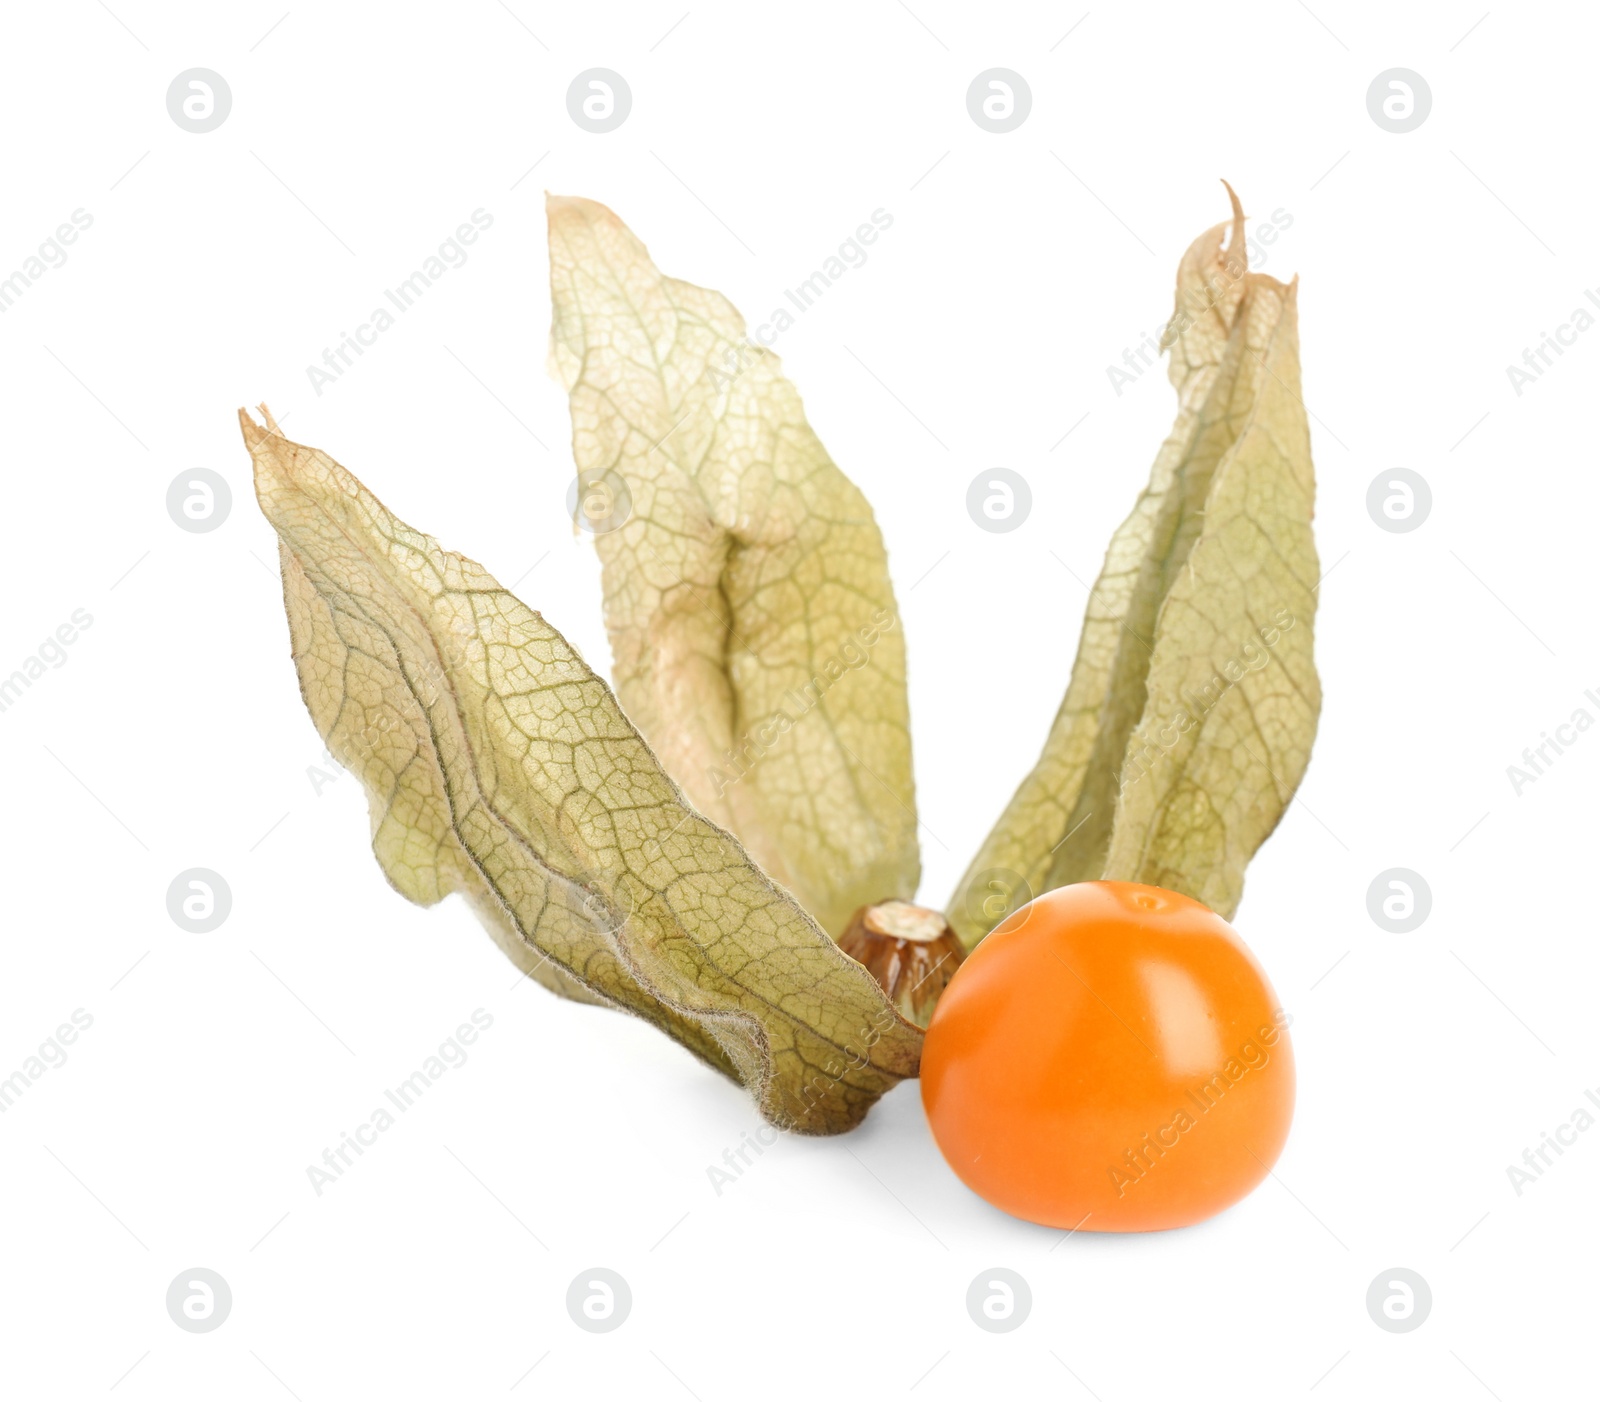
[920,881,1294,1232]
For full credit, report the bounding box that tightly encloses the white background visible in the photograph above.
[0,1,1594,1397]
